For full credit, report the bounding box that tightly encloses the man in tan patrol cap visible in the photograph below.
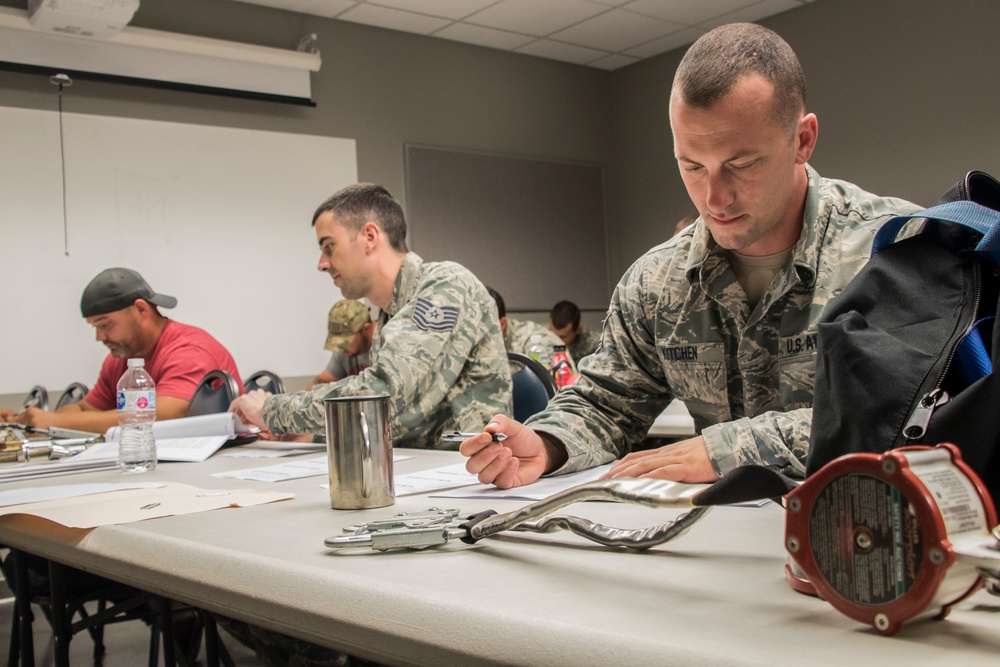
[307,299,375,388]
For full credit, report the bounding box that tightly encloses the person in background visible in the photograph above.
[0,267,242,433]
[487,287,573,369]
[229,183,511,449]
[673,214,699,237]
[548,300,602,361]
[461,22,920,490]
[306,298,374,389]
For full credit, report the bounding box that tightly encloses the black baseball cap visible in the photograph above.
[80,268,177,318]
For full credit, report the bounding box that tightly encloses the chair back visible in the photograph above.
[22,385,49,411]
[55,382,89,410]
[507,352,556,422]
[187,370,241,417]
[244,370,285,395]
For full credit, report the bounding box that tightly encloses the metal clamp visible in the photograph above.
[325,508,467,551]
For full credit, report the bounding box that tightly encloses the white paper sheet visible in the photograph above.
[432,464,612,500]
[104,412,257,442]
[0,482,296,528]
[215,453,414,483]
[0,456,119,483]
[0,481,163,507]
[71,436,231,463]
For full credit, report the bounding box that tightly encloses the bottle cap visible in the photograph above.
[127,358,145,368]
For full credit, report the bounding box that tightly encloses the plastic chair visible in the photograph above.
[507,352,556,422]
[187,370,241,417]
[21,385,48,411]
[243,370,285,395]
[55,382,90,410]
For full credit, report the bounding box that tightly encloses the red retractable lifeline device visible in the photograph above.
[784,443,998,635]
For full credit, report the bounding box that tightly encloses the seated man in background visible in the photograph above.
[306,298,374,389]
[548,300,602,361]
[0,267,242,433]
[488,287,573,369]
[230,183,511,449]
[461,23,920,489]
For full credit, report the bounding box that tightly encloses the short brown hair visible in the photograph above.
[312,183,408,253]
[673,23,805,130]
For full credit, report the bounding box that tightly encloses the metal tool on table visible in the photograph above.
[0,423,102,462]
[324,465,794,552]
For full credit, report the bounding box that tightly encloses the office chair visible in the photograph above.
[187,370,241,417]
[507,352,556,422]
[21,385,49,412]
[243,370,285,395]
[54,382,90,410]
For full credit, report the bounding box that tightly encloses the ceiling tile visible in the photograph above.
[466,0,610,37]
[367,0,499,21]
[625,0,765,26]
[515,39,608,66]
[293,0,357,18]
[588,53,641,70]
[700,0,802,30]
[552,8,685,52]
[623,26,704,58]
[337,3,452,34]
[434,23,536,50]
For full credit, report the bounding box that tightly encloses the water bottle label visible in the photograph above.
[119,390,156,412]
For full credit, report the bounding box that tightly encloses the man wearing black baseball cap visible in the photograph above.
[0,267,242,433]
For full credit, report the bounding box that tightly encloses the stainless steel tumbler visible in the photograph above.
[323,395,394,509]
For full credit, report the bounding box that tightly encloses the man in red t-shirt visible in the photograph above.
[0,268,242,433]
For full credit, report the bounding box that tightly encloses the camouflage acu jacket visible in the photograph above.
[526,166,920,478]
[504,317,570,365]
[568,327,602,362]
[262,253,512,449]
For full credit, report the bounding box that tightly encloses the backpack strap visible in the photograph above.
[872,200,1000,264]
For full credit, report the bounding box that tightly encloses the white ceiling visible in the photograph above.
[230,0,817,70]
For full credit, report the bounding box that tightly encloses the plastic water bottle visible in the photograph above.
[528,334,552,368]
[117,358,157,473]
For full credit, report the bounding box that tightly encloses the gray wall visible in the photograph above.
[611,0,1000,271]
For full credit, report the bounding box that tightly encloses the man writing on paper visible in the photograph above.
[0,268,242,433]
[461,23,920,488]
[229,183,511,449]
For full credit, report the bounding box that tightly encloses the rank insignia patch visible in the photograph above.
[413,298,459,332]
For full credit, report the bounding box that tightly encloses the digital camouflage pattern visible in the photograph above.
[262,253,511,449]
[504,317,574,367]
[567,326,602,362]
[527,166,921,478]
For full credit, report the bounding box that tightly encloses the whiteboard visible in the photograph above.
[0,106,357,395]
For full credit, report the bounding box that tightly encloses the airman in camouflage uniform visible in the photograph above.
[230,183,510,451]
[549,300,603,361]
[527,165,919,477]
[262,252,511,448]
[504,317,568,363]
[461,23,920,489]
[565,327,601,362]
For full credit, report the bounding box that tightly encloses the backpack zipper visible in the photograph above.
[901,257,982,443]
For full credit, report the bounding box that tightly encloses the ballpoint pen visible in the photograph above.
[441,431,507,443]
